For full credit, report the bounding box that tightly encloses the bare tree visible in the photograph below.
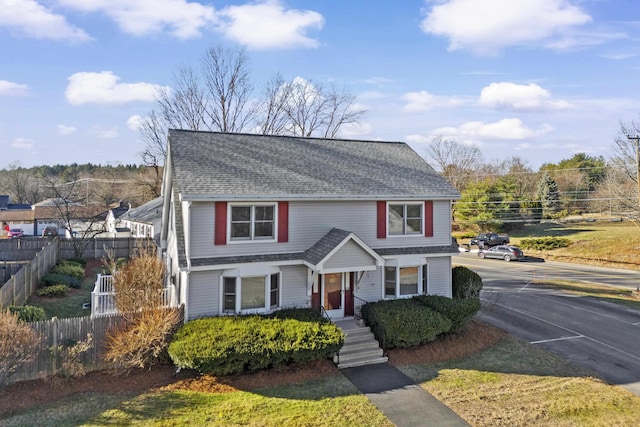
[40,173,109,257]
[138,45,367,172]
[1,162,42,204]
[425,136,484,191]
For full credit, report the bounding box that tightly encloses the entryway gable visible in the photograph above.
[304,228,383,272]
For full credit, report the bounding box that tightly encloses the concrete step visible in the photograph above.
[334,319,387,369]
[337,354,389,369]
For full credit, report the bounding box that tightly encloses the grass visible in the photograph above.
[399,336,640,427]
[26,264,101,319]
[510,221,640,270]
[533,280,640,310]
[1,374,393,427]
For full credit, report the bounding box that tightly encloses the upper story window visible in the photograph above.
[230,204,275,241]
[388,203,422,235]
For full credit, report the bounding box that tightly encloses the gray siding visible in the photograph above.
[427,257,452,297]
[190,200,452,259]
[353,269,383,303]
[324,240,376,269]
[280,265,308,308]
[187,270,220,320]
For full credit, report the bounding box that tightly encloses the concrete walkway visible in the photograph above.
[341,363,470,427]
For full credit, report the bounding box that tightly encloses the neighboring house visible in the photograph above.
[161,130,461,322]
[0,195,35,235]
[120,196,163,241]
[34,200,106,237]
[101,201,130,237]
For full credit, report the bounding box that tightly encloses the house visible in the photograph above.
[161,130,460,322]
[119,197,163,241]
[0,195,35,235]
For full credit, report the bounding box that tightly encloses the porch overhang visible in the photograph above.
[303,228,384,274]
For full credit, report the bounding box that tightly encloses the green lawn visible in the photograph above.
[1,374,393,427]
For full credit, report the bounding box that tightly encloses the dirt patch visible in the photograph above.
[0,320,503,418]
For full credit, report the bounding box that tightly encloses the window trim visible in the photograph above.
[228,202,278,243]
[383,265,425,299]
[387,202,423,237]
[221,272,281,314]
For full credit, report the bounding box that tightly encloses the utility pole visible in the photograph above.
[626,134,640,210]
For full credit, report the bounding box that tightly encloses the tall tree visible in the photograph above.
[610,120,640,211]
[424,136,483,191]
[138,45,367,180]
[536,173,562,219]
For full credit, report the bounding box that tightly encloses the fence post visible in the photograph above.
[51,316,59,375]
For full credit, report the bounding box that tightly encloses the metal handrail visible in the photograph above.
[320,305,331,321]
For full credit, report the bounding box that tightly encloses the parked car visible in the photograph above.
[478,245,525,262]
[470,232,510,248]
[8,228,24,238]
[42,226,58,237]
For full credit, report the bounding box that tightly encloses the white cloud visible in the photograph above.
[0,0,90,42]
[431,118,553,140]
[401,90,464,112]
[11,137,34,150]
[421,0,592,55]
[89,126,119,139]
[479,82,572,112]
[58,0,216,39]
[127,115,143,131]
[0,80,29,96]
[338,122,373,139]
[65,71,167,105]
[57,124,77,135]
[216,0,324,49]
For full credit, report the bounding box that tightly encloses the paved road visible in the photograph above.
[454,253,640,396]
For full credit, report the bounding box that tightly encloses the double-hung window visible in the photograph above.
[384,266,421,298]
[230,204,275,241]
[388,203,422,235]
[222,273,281,313]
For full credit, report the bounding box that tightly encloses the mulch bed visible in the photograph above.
[0,320,505,418]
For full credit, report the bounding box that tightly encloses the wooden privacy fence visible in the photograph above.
[0,241,58,308]
[5,305,184,386]
[0,237,156,309]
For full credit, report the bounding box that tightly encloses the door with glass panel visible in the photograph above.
[322,273,344,318]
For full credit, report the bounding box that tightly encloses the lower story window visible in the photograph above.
[223,273,280,313]
[384,266,421,298]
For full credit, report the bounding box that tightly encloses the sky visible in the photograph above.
[1,0,640,171]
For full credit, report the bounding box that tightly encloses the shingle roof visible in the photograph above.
[121,197,163,224]
[304,228,353,265]
[168,130,460,200]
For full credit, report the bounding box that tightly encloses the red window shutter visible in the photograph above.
[278,201,289,243]
[424,201,434,237]
[214,202,227,245]
[377,201,386,239]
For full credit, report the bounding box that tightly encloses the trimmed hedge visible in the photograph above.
[266,307,327,322]
[65,257,87,267]
[519,236,571,251]
[168,315,344,376]
[413,295,480,333]
[361,299,451,349]
[452,266,483,299]
[9,305,46,322]
[36,284,69,297]
[41,273,81,289]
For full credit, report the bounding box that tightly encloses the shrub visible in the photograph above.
[168,315,344,376]
[267,307,326,322]
[110,249,165,315]
[452,266,483,299]
[519,236,571,251]
[65,257,87,267]
[52,261,85,280]
[361,299,451,349]
[105,308,182,371]
[9,305,46,322]
[0,310,40,385]
[37,284,68,297]
[52,334,94,378]
[413,295,480,333]
[41,273,81,289]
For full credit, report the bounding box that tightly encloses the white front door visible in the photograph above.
[322,273,344,319]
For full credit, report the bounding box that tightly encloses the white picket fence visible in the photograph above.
[91,274,177,317]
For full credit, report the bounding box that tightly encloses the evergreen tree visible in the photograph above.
[536,173,562,218]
